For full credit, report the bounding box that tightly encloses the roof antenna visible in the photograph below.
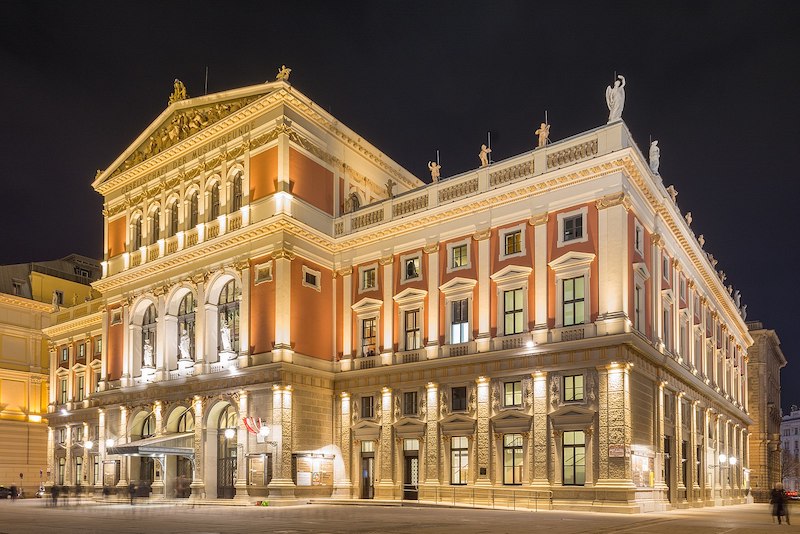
[204,66,209,95]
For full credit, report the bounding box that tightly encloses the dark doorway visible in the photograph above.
[217,457,236,499]
[403,454,419,500]
[360,455,374,499]
[664,437,672,503]
[176,456,192,498]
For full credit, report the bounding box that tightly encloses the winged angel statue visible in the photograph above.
[605,75,626,123]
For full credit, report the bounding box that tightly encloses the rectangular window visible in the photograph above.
[680,277,687,301]
[75,456,83,485]
[361,396,374,419]
[12,280,22,295]
[563,214,583,242]
[404,309,421,350]
[634,221,644,255]
[94,337,102,355]
[76,375,85,402]
[61,347,69,362]
[451,436,468,485]
[361,318,376,357]
[93,455,100,485]
[562,430,586,486]
[362,268,376,290]
[662,255,670,282]
[634,283,644,333]
[403,391,418,416]
[564,374,584,401]
[451,386,467,412]
[59,378,67,404]
[504,381,522,407]
[58,428,66,444]
[451,244,468,269]
[664,391,675,421]
[304,271,317,286]
[94,371,102,393]
[503,434,524,485]
[503,288,524,334]
[563,277,585,326]
[404,257,420,280]
[78,343,86,359]
[451,299,469,344]
[663,306,672,351]
[504,230,521,256]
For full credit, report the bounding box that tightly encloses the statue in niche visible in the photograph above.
[535,122,550,148]
[220,319,233,352]
[478,144,492,167]
[276,65,292,81]
[179,328,192,360]
[649,140,660,175]
[428,161,441,182]
[51,291,60,311]
[143,338,154,368]
[168,79,188,105]
[605,74,626,123]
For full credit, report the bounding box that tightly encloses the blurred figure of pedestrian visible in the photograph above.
[128,481,136,506]
[9,485,17,501]
[771,482,790,525]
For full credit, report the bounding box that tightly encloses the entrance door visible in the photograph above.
[403,454,419,500]
[176,457,192,498]
[664,437,672,503]
[217,457,236,499]
[360,455,374,499]
[139,458,154,497]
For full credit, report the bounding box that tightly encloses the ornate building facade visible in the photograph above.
[43,77,752,512]
[0,255,98,494]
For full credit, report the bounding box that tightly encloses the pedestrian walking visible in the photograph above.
[128,482,136,506]
[771,482,790,525]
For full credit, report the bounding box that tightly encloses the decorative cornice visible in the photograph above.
[528,212,549,226]
[42,311,103,339]
[272,248,296,261]
[0,294,53,313]
[595,191,631,211]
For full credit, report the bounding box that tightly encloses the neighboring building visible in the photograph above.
[0,255,99,494]
[746,321,786,502]
[781,406,800,492]
[44,77,752,513]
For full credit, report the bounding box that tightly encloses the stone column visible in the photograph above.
[81,423,90,488]
[189,396,205,500]
[675,392,686,503]
[46,427,55,486]
[424,244,440,360]
[273,250,293,362]
[475,376,491,485]
[530,213,549,344]
[374,387,395,498]
[193,276,206,374]
[155,293,167,381]
[655,380,667,493]
[99,310,108,391]
[267,384,295,497]
[151,401,165,496]
[237,262,251,368]
[596,363,634,488]
[531,371,549,486]
[584,427,595,486]
[116,406,129,488]
[65,424,73,488]
[380,256,394,358]
[234,390,250,501]
[334,392,353,497]
[475,231,491,352]
[424,382,439,486]
[97,409,106,490]
[688,400,699,505]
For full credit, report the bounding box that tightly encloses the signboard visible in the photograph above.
[294,455,333,487]
[608,444,626,458]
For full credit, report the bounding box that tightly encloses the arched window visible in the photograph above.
[141,412,156,438]
[168,201,179,237]
[231,172,243,212]
[177,293,196,360]
[142,304,157,368]
[177,408,195,433]
[188,192,199,229]
[131,217,142,249]
[210,184,220,219]
[218,280,239,354]
[150,209,160,244]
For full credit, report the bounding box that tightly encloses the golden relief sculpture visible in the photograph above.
[108,95,260,179]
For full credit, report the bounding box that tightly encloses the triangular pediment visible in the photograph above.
[352,419,381,441]
[393,417,425,438]
[440,413,477,436]
[550,404,595,430]
[490,264,533,284]
[439,276,477,296]
[393,287,427,305]
[633,262,650,280]
[94,82,285,187]
[352,297,383,313]
[548,251,596,271]
[490,409,532,433]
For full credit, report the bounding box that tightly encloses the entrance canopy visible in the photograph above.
[107,432,194,457]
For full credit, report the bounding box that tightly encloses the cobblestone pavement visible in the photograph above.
[0,500,798,533]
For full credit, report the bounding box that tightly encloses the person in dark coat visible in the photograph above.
[771,483,790,525]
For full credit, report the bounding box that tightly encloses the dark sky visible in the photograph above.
[1,2,798,409]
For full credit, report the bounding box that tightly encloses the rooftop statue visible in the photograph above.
[276,65,292,81]
[649,140,660,175]
[535,122,550,148]
[385,178,396,197]
[168,79,188,105]
[478,144,492,167]
[428,161,441,182]
[685,211,692,226]
[698,234,705,247]
[605,74,626,123]
[666,185,678,203]
[740,304,748,321]
[734,290,742,308]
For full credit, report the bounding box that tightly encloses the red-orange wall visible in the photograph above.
[290,148,334,215]
[107,216,127,258]
[249,255,275,355]
[249,147,278,201]
[291,259,333,360]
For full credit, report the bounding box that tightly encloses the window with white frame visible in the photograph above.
[301,265,321,292]
[76,375,85,402]
[447,240,471,273]
[360,266,377,292]
[94,337,102,356]
[564,374,584,401]
[680,276,687,302]
[500,224,526,259]
[361,396,374,419]
[254,262,273,284]
[663,302,672,352]
[504,381,522,407]
[634,282,645,333]
[503,289,524,335]
[549,252,594,329]
[451,299,469,344]
[78,342,86,359]
[557,207,588,247]
[634,219,644,256]
[402,254,421,282]
[563,276,585,327]
[59,378,67,404]
[503,434,524,485]
[61,346,68,362]
[404,309,421,350]
[451,436,468,485]
[662,254,670,282]
[403,391,418,416]
[361,317,376,357]
[562,430,586,486]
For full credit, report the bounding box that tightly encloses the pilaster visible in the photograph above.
[425,244,440,359]
[530,371,549,486]
[475,232,491,352]
[189,397,205,499]
[234,390,250,501]
[334,392,353,497]
[475,376,491,485]
[531,213,549,343]
[595,363,634,488]
[424,382,439,485]
[380,256,394,357]
[273,250,293,362]
[237,263,251,368]
[267,384,296,498]
[595,194,629,335]
[374,387,395,498]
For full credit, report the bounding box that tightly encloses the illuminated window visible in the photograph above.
[562,430,586,486]
[61,347,69,362]
[361,318,376,357]
[504,381,522,407]
[504,230,521,256]
[361,268,377,291]
[562,277,585,326]
[503,289,524,334]
[451,244,468,269]
[94,337,102,355]
[78,343,86,359]
[451,299,469,344]
[451,436,468,485]
[503,434,523,485]
[361,396,374,419]
[404,309,421,350]
[76,375,84,402]
[59,378,67,404]
[231,172,243,212]
[403,391,418,416]
[210,184,220,219]
[564,375,584,401]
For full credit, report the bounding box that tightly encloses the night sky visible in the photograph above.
[1,2,798,409]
